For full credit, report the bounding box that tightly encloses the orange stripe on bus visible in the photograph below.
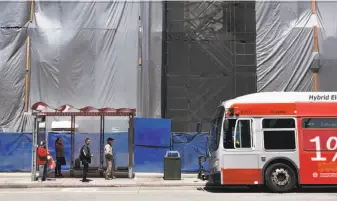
[221,169,262,185]
[227,103,337,117]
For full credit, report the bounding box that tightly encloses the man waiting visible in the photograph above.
[104,137,116,180]
[80,138,92,182]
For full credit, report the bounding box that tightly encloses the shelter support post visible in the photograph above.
[99,116,105,177]
[128,115,135,179]
[44,117,48,149]
[70,116,75,177]
[31,114,40,181]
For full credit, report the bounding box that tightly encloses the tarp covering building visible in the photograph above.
[1,1,337,132]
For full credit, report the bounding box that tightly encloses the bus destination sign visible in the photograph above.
[309,94,337,101]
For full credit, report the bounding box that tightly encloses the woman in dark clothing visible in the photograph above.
[55,137,66,177]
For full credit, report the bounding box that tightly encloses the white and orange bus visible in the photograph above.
[198,92,337,192]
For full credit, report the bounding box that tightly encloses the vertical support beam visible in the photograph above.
[314,25,319,53]
[313,72,318,92]
[161,1,168,118]
[312,0,319,92]
[312,0,316,14]
[128,115,135,179]
[313,25,319,92]
[24,37,31,112]
[137,11,143,118]
[138,15,142,67]
[69,116,75,177]
[99,115,104,177]
[24,0,34,112]
[31,113,38,181]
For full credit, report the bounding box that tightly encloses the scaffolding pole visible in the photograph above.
[24,0,34,112]
[312,0,319,92]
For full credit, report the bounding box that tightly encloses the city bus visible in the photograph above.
[197,92,337,192]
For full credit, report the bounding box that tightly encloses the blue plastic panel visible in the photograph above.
[134,118,171,147]
[0,133,33,172]
[171,133,209,172]
[0,132,129,172]
[0,132,209,173]
[133,145,169,173]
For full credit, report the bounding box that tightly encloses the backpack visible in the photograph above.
[79,146,85,161]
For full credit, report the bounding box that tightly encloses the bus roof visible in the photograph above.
[222,92,337,108]
[222,92,337,117]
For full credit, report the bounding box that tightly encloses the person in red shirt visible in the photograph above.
[37,140,50,181]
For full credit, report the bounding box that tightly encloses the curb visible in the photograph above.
[0,183,210,189]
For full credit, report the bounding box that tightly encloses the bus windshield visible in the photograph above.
[209,107,225,152]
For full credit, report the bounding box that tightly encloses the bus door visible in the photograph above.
[221,118,261,185]
[300,117,337,185]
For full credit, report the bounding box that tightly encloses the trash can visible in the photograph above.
[164,151,181,180]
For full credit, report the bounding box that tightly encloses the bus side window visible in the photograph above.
[234,119,252,148]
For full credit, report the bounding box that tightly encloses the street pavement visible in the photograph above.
[0,187,336,201]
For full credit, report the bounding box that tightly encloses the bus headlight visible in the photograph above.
[214,160,219,168]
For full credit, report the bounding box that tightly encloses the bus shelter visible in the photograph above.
[30,102,136,181]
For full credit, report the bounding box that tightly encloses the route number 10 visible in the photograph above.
[310,136,337,162]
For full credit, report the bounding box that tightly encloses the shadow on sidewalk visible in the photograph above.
[200,183,337,193]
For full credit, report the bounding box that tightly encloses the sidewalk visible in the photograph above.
[0,173,207,188]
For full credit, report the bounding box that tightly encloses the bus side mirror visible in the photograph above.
[196,122,202,133]
[206,148,211,157]
[223,119,229,131]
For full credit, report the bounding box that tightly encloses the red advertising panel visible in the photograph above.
[299,129,337,184]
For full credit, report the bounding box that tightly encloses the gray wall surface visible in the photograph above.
[256,1,337,92]
[0,2,162,132]
[317,2,337,91]
[256,1,314,91]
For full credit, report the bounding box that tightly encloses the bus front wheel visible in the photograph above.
[265,163,296,193]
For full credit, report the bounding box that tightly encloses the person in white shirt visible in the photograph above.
[104,137,115,180]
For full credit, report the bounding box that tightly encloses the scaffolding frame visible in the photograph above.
[31,109,136,181]
[164,1,257,132]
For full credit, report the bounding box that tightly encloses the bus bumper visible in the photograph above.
[208,172,221,184]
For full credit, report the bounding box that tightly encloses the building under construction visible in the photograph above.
[0,1,335,133]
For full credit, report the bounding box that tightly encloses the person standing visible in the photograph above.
[104,137,116,180]
[37,140,50,181]
[55,137,66,177]
[80,138,92,182]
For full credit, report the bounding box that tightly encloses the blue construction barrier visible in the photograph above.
[171,133,209,172]
[0,132,129,172]
[0,133,33,172]
[134,118,171,173]
[0,128,209,172]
